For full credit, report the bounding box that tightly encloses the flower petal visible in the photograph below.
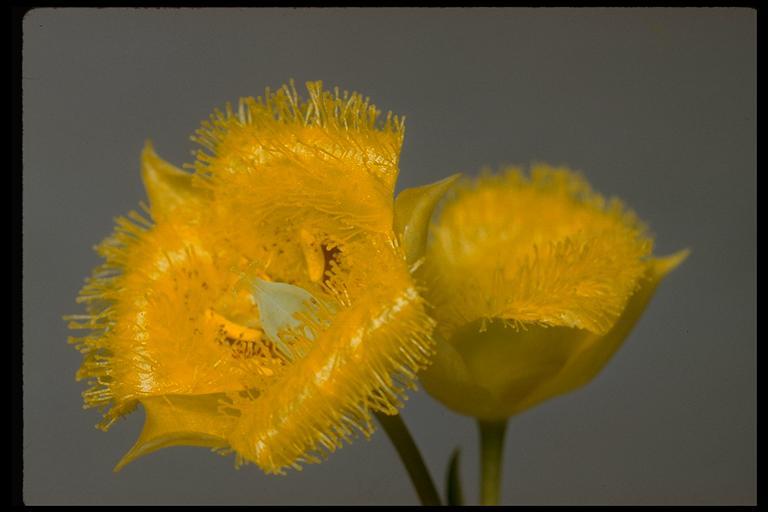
[114,394,234,472]
[420,250,688,420]
[228,281,434,473]
[140,142,209,219]
[192,81,404,236]
[421,167,654,336]
[512,249,690,415]
[422,320,592,420]
[394,174,461,265]
[420,333,502,420]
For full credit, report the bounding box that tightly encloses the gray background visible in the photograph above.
[23,8,755,505]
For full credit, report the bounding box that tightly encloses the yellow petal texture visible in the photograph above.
[68,81,435,474]
[418,166,686,420]
[423,166,653,337]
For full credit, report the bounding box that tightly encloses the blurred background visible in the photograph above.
[22,8,755,505]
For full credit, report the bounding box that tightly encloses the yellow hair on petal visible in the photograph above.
[68,210,280,430]
[190,80,403,235]
[422,164,653,336]
[228,278,434,473]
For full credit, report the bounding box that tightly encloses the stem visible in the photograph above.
[375,412,442,506]
[478,419,508,505]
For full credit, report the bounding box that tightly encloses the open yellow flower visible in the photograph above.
[416,166,688,421]
[68,81,436,474]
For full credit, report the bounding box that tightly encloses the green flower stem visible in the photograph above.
[375,412,442,506]
[478,419,508,505]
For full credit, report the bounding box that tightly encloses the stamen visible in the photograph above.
[300,228,325,282]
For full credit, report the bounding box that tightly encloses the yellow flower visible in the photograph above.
[68,81,436,474]
[416,166,688,421]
